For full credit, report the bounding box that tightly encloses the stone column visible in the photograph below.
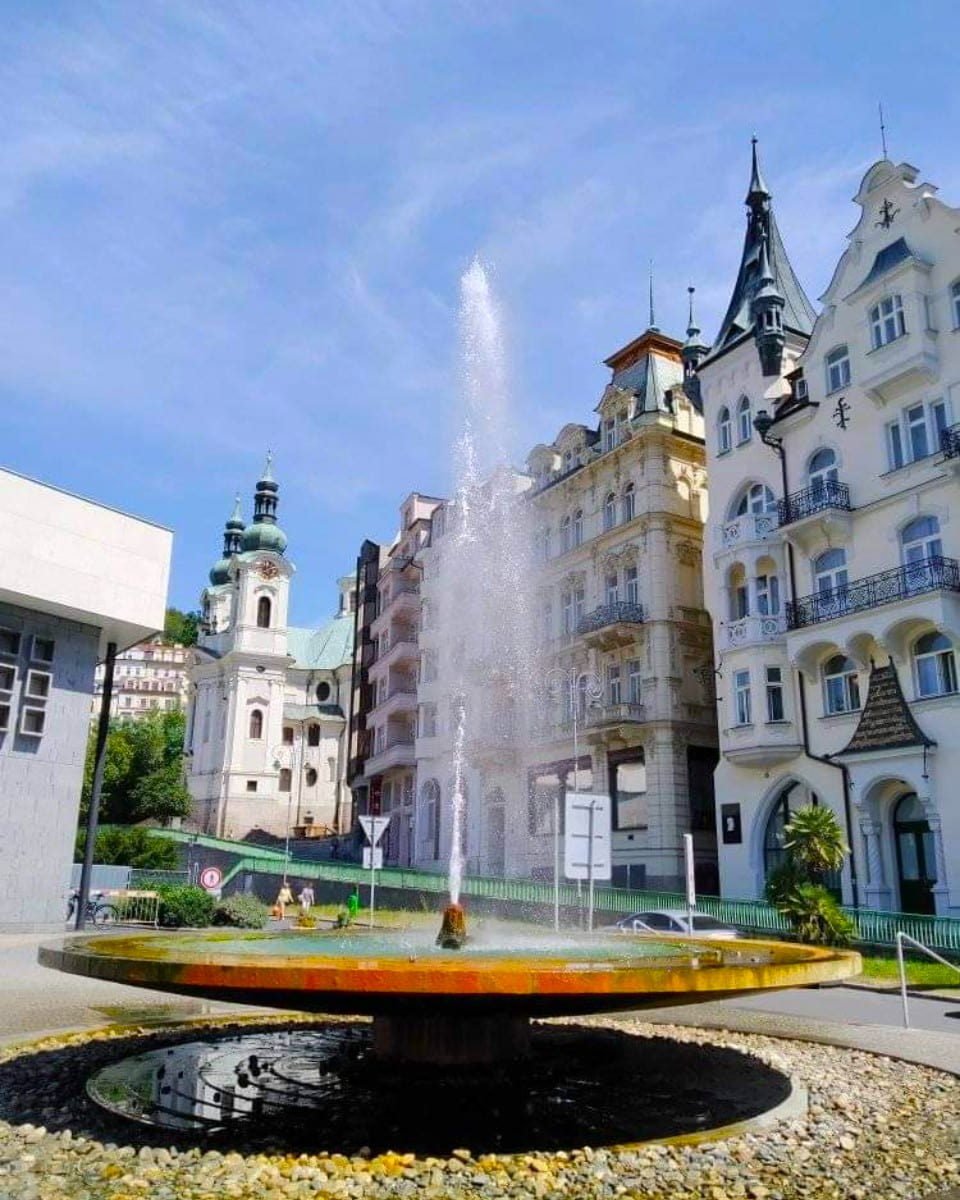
[858,818,891,910]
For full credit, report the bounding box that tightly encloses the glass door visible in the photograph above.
[893,793,936,915]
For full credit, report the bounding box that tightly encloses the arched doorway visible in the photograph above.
[893,793,936,915]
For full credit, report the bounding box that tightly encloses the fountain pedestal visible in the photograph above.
[371,1014,531,1065]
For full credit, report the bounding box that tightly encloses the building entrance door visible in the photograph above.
[893,793,936,915]
[487,805,505,876]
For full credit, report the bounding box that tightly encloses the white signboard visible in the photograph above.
[684,832,696,909]
[563,792,612,881]
[199,866,223,892]
[359,815,390,846]
[362,846,384,870]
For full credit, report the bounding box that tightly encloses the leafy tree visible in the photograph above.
[79,709,191,826]
[783,804,848,881]
[764,804,853,947]
[163,607,200,647]
[75,825,180,869]
[776,882,854,947]
[129,761,192,823]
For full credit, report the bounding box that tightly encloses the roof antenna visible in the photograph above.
[648,259,658,331]
[879,101,888,159]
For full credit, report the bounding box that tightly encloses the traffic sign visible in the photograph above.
[199,865,223,892]
[359,815,390,846]
[362,846,384,870]
[563,792,612,881]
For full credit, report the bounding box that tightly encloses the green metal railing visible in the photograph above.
[157,830,960,953]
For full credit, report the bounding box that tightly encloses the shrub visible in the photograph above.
[783,805,848,880]
[75,825,180,870]
[156,884,215,928]
[778,882,855,947]
[212,893,269,929]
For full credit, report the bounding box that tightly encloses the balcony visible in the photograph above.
[576,602,644,650]
[717,511,778,555]
[941,423,960,464]
[778,480,851,526]
[719,614,785,652]
[585,701,645,735]
[364,736,416,776]
[787,556,960,631]
[370,686,417,720]
[372,638,418,672]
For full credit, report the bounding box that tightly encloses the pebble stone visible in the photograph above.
[0,1014,956,1200]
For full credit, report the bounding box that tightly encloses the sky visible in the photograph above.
[2,0,959,627]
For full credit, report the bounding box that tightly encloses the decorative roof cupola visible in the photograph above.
[208,495,245,585]
[682,286,709,379]
[241,453,288,555]
[752,232,786,376]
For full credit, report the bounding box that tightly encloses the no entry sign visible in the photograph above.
[199,866,223,892]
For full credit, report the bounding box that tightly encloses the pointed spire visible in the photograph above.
[242,454,288,555]
[260,450,274,485]
[648,259,658,331]
[211,495,245,584]
[226,493,244,532]
[745,136,771,205]
[682,285,709,384]
[686,285,700,339]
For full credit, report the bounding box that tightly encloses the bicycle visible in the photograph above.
[66,889,119,927]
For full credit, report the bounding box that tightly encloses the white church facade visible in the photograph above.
[185,460,355,842]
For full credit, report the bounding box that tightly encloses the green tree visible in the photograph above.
[129,761,191,823]
[74,826,180,869]
[163,607,200,647]
[79,709,191,826]
[764,804,853,947]
[783,804,848,881]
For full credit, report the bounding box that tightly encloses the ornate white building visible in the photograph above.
[185,460,355,841]
[92,636,189,722]
[699,144,960,916]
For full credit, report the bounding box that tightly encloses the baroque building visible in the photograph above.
[699,145,960,916]
[185,460,355,841]
[92,635,189,722]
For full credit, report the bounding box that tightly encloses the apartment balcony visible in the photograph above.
[370,686,418,720]
[364,737,416,776]
[715,511,778,558]
[584,701,645,739]
[787,556,960,631]
[576,602,644,650]
[372,637,419,672]
[719,614,786,653]
[723,721,803,768]
[860,329,939,405]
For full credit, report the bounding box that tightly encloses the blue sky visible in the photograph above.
[2,1,958,626]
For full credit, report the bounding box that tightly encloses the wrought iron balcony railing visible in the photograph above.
[576,601,645,636]
[941,423,960,460]
[786,555,960,630]
[777,479,851,526]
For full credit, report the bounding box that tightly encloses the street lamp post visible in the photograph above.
[271,741,298,883]
[543,665,604,932]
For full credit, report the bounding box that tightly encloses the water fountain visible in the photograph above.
[39,261,860,1146]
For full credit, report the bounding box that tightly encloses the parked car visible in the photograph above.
[613,908,740,939]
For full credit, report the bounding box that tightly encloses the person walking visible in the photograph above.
[275,880,294,920]
[298,883,314,914]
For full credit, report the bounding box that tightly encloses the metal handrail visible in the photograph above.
[777,479,851,526]
[787,555,960,630]
[895,930,960,1028]
[940,423,960,460]
[576,601,645,635]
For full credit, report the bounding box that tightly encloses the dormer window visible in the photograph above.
[952,280,960,330]
[736,395,752,444]
[869,294,906,349]
[825,345,851,393]
[603,417,616,452]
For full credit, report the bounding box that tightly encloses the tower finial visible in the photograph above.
[746,136,771,205]
[686,285,697,335]
[648,259,658,331]
[879,101,888,158]
[262,450,274,483]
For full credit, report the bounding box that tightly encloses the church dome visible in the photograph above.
[241,520,288,554]
[209,556,232,586]
[209,495,245,586]
[241,453,288,555]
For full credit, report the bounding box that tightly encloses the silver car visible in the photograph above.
[614,908,739,939]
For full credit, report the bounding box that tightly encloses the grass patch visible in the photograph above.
[858,953,960,988]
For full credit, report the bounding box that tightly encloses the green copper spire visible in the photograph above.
[210,495,245,585]
[241,453,288,554]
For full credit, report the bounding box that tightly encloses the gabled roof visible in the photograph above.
[601,328,685,415]
[286,614,354,671]
[705,143,816,363]
[845,236,932,298]
[837,663,934,756]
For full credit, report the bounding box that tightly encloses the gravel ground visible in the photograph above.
[0,1014,956,1200]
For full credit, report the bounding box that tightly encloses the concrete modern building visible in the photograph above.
[0,467,171,930]
[92,635,189,722]
[699,145,960,916]
[185,461,355,842]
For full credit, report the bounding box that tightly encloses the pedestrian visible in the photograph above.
[298,883,314,914]
[346,887,360,921]
[276,880,294,920]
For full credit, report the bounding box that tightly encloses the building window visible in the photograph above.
[543,526,552,560]
[736,395,752,444]
[249,709,263,739]
[573,587,585,628]
[603,417,616,452]
[246,780,257,793]
[735,483,776,516]
[572,509,583,546]
[316,681,331,702]
[420,703,437,737]
[0,665,14,695]
[605,571,619,606]
[718,407,732,454]
[627,659,642,704]
[608,663,621,705]
[823,654,861,714]
[24,670,51,701]
[541,598,552,641]
[914,631,958,698]
[808,447,838,496]
[814,547,848,595]
[307,724,321,747]
[560,515,571,553]
[825,345,851,393]
[901,515,942,567]
[305,767,318,786]
[421,779,441,859]
[328,757,337,782]
[278,768,292,792]
[20,706,45,736]
[622,483,635,523]
[0,703,9,731]
[952,280,960,329]
[30,636,55,664]
[870,294,906,349]
[733,669,751,726]
[0,629,21,658]
[282,725,294,745]
[755,574,780,616]
[603,492,617,531]
[624,566,639,605]
[561,591,573,635]
[765,666,785,721]
[256,596,272,628]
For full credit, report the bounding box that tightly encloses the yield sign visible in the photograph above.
[359,815,390,846]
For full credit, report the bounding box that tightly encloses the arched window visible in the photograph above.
[421,779,441,859]
[808,448,838,495]
[901,515,942,564]
[813,548,847,592]
[256,596,272,628]
[735,483,776,516]
[622,483,635,523]
[718,407,732,454]
[572,509,583,546]
[249,709,263,739]
[952,280,960,329]
[603,492,617,531]
[305,767,318,787]
[560,515,571,553]
[278,768,292,792]
[825,346,851,393]
[307,724,321,746]
[736,395,752,444]
[822,654,860,714]
[914,631,958,697]
[763,784,806,878]
[728,563,748,620]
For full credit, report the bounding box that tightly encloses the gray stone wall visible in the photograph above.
[0,601,99,930]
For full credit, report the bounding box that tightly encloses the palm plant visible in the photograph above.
[782,804,848,881]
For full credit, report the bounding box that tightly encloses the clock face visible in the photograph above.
[256,559,280,580]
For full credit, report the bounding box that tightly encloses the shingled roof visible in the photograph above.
[837,663,935,756]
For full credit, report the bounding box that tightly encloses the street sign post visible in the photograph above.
[563,792,611,931]
[683,831,696,934]
[359,815,390,927]
[199,866,222,894]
